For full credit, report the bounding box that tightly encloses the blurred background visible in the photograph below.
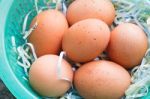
[0,80,15,99]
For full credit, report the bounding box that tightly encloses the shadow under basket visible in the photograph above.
[0,0,150,99]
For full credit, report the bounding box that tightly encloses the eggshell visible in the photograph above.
[28,10,68,57]
[29,55,73,97]
[107,23,148,69]
[74,60,131,99]
[62,19,110,63]
[67,0,115,25]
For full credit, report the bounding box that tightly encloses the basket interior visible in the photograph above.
[4,0,46,98]
[2,0,150,99]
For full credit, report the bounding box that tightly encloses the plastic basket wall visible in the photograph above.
[0,0,46,98]
[0,0,150,99]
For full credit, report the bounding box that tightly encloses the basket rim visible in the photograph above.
[0,0,40,98]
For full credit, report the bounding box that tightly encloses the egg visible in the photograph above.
[66,0,115,25]
[62,19,110,63]
[28,9,68,57]
[107,23,148,69]
[29,55,73,97]
[74,60,131,99]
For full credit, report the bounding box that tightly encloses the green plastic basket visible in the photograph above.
[0,0,47,98]
[0,0,150,99]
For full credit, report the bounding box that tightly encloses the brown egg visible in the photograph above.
[29,55,73,97]
[28,9,68,57]
[62,19,110,63]
[107,23,148,69]
[67,0,115,25]
[74,60,131,99]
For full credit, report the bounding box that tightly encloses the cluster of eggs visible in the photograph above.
[28,0,148,99]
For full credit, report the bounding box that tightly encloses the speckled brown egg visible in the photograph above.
[107,23,148,69]
[62,19,110,63]
[74,60,131,99]
[67,0,115,25]
[28,9,68,57]
[29,55,73,97]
